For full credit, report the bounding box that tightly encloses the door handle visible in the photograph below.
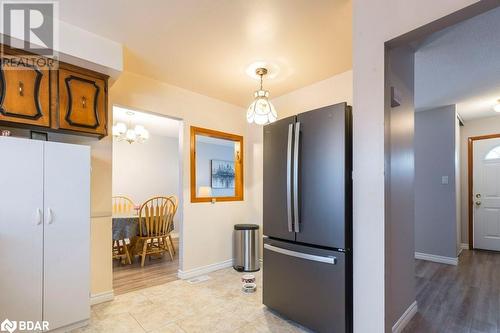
[264,244,337,264]
[293,122,301,232]
[475,201,481,206]
[36,208,42,225]
[18,81,24,96]
[47,208,54,224]
[286,123,294,233]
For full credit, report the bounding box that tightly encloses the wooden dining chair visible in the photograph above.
[112,195,135,215]
[137,196,177,267]
[112,195,135,264]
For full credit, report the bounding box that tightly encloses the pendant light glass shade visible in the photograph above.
[247,68,278,125]
[247,89,277,125]
[112,119,150,144]
[494,100,500,113]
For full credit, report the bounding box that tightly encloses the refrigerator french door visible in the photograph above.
[263,102,352,333]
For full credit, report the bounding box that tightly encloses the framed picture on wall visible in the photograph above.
[211,159,235,189]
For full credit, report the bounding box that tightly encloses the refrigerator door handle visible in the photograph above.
[264,244,337,264]
[293,122,301,232]
[286,123,294,232]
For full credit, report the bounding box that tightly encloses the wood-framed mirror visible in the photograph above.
[190,126,243,203]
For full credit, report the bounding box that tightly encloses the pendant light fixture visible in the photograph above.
[112,111,150,144]
[494,99,500,113]
[246,67,278,125]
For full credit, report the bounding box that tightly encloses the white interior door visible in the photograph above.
[473,137,500,251]
[43,141,90,330]
[0,137,44,322]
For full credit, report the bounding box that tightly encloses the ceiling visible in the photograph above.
[415,7,500,121]
[59,0,352,107]
[113,105,180,138]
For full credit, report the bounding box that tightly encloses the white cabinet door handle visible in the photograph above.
[47,208,54,224]
[36,208,42,225]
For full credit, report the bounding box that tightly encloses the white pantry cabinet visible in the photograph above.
[0,136,90,331]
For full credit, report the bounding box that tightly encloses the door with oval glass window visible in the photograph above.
[473,137,500,251]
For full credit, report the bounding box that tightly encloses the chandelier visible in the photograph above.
[112,112,150,144]
[246,67,278,125]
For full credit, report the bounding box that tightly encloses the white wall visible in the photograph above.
[271,70,353,119]
[460,114,500,244]
[112,134,180,230]
[353,0,480,331]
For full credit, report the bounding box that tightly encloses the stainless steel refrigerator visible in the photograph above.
[263,102,352,333]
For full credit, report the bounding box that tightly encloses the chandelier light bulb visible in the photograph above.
[113,122,127,136]
[112,113,149,144]
[125,129,137,143]
[494,100,500,113]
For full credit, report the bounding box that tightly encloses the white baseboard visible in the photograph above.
[392,301,418,333]
[90,290,114,305]
[49,319,89,333]
[415,252,458,265]
[458,243,469,256]
[178,259,233,280]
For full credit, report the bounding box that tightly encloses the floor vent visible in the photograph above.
[187,275,211,284]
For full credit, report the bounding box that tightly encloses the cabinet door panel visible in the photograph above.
[0,137,44,323]
[43,141,90,329]
[58,69,107,136]
[0,63,50,127]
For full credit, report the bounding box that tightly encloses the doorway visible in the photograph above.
[111,105,183,295]
[469,135,500,251]
[385,3,500,332]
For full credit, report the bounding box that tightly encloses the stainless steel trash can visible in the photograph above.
[233,224,260,272]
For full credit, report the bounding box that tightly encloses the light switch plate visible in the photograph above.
[441,176,449,185]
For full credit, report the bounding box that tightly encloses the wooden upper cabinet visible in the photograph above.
[0,62,51,127]
[58,68,107,136]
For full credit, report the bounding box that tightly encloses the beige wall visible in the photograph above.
[271,70,353,119]
[353,0,479,331]
[109,71,262,273]
[459,114,500,244]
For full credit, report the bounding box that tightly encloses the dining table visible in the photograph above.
[112,214,175,258]
[112,214,141,241]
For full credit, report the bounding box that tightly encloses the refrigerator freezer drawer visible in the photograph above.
[263,240,347,333]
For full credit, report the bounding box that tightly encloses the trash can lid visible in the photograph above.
[234,224,259,230]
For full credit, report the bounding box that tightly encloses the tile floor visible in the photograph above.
[74,268,310,333]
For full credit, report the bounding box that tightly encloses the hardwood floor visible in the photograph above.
[403,250,500,333]
[113,239,179,295]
